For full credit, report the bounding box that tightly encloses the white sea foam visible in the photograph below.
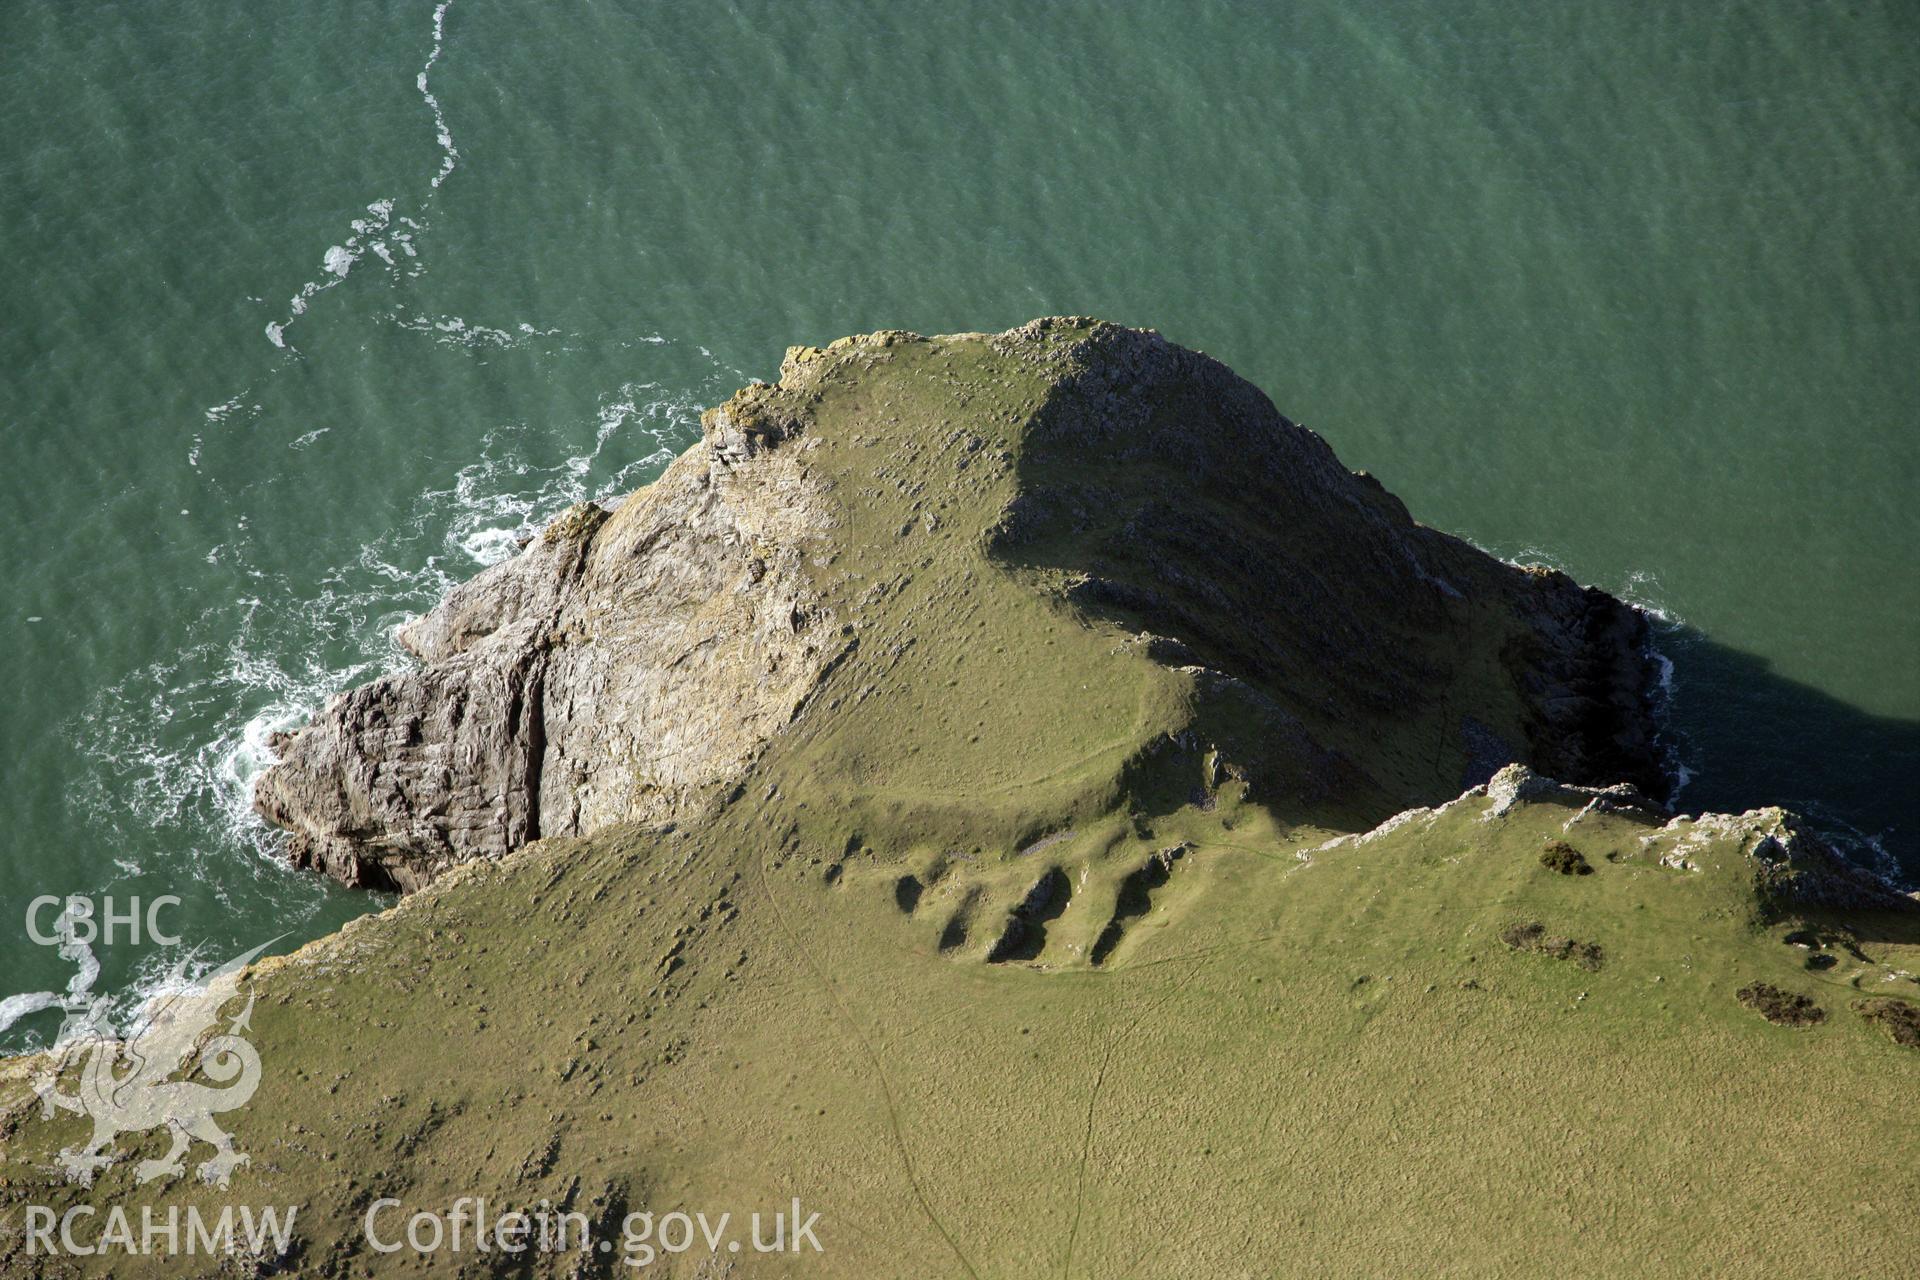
[0,991,63,1036]
[2,933,257,1052]
[1628,604,1693,826]
[0,914,102,1044]
[1492,543,1571,575]
[265,198,399,349]
[420,1,461,190]
[390,310,567,351]
[424,379,693,563]
[460,526,525,564]
[1617,567,1684,625]
[1631,597,1698,805]
[253,3,459,350]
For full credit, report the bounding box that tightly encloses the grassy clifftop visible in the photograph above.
[3,322,1914,1277]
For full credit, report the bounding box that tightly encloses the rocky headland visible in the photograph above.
[255,319,1667,892]
[5,320,1914,1279]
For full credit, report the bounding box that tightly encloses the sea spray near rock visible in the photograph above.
[0,911,99,1043]
[14,364,720,1051]
[88,375,708,881]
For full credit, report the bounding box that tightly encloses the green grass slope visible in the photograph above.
[7,779,1914,1277]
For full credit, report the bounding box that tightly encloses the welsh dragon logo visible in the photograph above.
[17,932,276,1189]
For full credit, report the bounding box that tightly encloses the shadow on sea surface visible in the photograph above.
[1659,625,1920,886]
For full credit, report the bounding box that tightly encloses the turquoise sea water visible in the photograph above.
[2,0,1915,1044]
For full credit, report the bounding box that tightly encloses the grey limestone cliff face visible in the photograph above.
[252,412,841,891]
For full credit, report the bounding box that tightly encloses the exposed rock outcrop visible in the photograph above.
[253,404,842,890]
[1640,805,1918,916]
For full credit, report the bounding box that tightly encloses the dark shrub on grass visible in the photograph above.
[1736,982,1826,1028]
[1854,997,1920,1048]
[1500,920,1604,971]
[1540,841,1593,876]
